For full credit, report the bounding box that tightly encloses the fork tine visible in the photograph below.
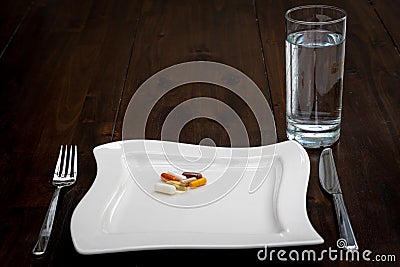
[68,145,76,178]
[67,145,74,177]
[61,145,69,177]
[54,145,63,176]
[73,145,78,177]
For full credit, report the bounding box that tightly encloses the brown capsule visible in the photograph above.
[182,172,202,179]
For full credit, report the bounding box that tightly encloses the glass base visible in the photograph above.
[286,125,340,148]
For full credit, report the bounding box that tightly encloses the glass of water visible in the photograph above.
[285,5,347,148]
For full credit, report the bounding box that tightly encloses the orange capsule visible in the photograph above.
[161,172,180,182]
[189,177,207,188]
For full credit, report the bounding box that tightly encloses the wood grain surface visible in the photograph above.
[0,0,398,266]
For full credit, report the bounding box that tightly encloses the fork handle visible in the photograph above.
[32,186,61,255]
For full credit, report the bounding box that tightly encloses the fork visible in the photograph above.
[32,145,78,256]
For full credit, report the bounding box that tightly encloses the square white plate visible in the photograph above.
[70,140,323,254]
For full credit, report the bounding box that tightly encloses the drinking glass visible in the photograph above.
[285,5,347,148]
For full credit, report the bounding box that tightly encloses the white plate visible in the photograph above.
[70,140,323,254]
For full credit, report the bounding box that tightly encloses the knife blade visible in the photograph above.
[319,148,358,250]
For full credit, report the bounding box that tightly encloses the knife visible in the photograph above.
[319,148,358,250]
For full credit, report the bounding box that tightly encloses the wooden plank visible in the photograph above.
[0,0,143,265]
[256,0,400,255]
[369,0,400,52]
[0,0,94,154]
[116,0,272,148]
[0,0,33,58]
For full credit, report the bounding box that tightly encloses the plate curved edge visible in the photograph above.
[276,140,324,246]
[70,141,125,254]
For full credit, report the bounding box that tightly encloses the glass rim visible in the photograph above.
[285,5,347,25]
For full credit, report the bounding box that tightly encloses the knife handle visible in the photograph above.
[333,194,358,250]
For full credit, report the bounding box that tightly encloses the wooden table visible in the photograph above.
[0,0,399,266]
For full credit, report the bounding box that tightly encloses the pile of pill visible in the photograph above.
[154,171,207,195]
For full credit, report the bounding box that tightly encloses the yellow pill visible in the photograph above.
[161,177,185,186]
[166,181,188,191]
[189,177,207,188]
